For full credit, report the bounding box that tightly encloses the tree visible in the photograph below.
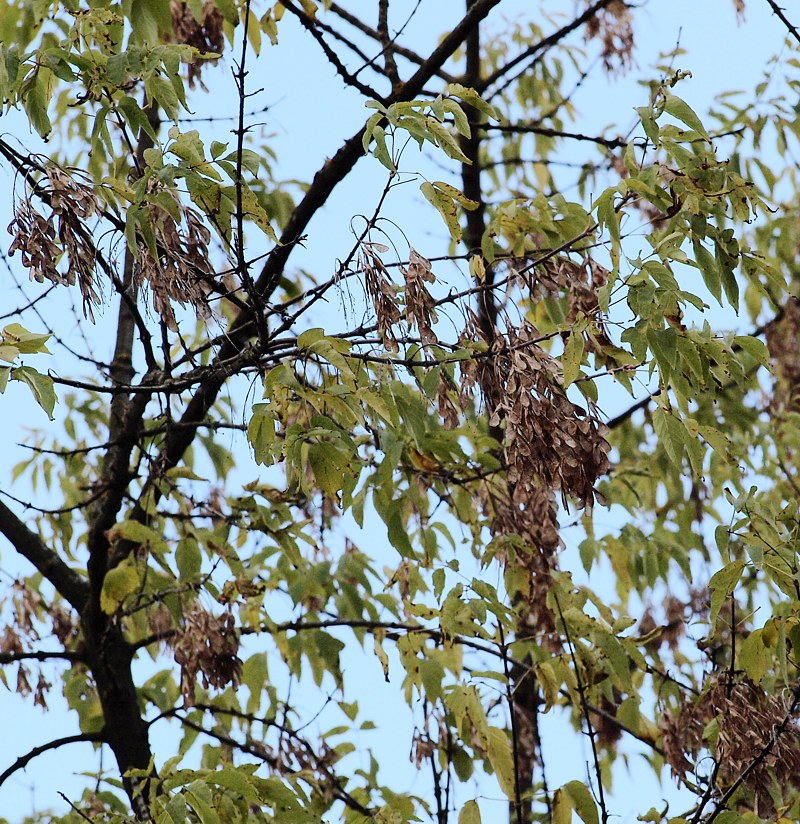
[0,0,799,820]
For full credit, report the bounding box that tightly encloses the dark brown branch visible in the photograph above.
[377,0,401,89]
[233,0,268,349]
[554,593,609,824]
[280,0,386,101]
[0,499,88,611]
[0,649,83,664]
[606,389,660,430]
[764,0,800,44]
[81,102,163,822]
[480,0,617,92]
[0,732,103,789]
[499,624,523,824]
[326,1,458,83]
[481,122,627,148]
[58,793,96,824]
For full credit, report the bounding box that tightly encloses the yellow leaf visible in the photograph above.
[487,727,515,800]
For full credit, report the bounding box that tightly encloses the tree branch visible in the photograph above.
[378,0,401,89]
[0,650,83,664]
[326,1,458,83]
[764,0,800,44]
[481,122,627,148]
[0,732,103,789]
[280,0,386,101]
[554,592,609,824]
[0,499,88,611]
[480,0,617,92]
[163,709,375,817]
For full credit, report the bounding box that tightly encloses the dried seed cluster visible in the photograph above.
[8,168,102,320]
[361,241,401,352]
[170,0,225,88]
[584,0,635,74]
[481,321,610,509]
[661,675,800,816]
[137,202,213,331]
[402,249,438,349]
[172,603,242,706]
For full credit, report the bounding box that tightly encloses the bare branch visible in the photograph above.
[377,0,401,88]
[481,122,627,148]
[0,499,88,612]
[0,650,83,664]
[481,0,618,92]
[326,1,458,83]
[280,0,387,101]
[0,732,103,789]
[764,0,800,44]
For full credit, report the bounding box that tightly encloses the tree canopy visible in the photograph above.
[1,1,800,822]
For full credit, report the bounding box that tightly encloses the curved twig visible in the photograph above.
[0,732,103,789]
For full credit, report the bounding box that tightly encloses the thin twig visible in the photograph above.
[481,122,627,149]
[554,592,609,824]
[58,793,95,824]
[499,623,523,824]
[0,732,103,788]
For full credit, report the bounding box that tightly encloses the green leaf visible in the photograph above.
[2,324,51,354]
[100,557,140,615]
[596,189,620,269]
[374,633,390,682]
[663,93,709,139]
[0,345,20,363]
[239,185,279,241]
[652,406,685,468]
[563,327,585,388]
[24,67,53,138]
[308,442,345,497]
[738,628,768,684]
[564,780,599,824]
[246,8,261,55]
[176,536,202,579]
[106,519,168,550]
[458,800,481,824]
[709,559,746,626]
[552,789,572,824]
[426,117,470,163]
[11,366,57,419]
[371,124,395,171]
[733,335,770,368]
[297,327,325,349]
[429,180,478,210]
[444,83,499,121]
